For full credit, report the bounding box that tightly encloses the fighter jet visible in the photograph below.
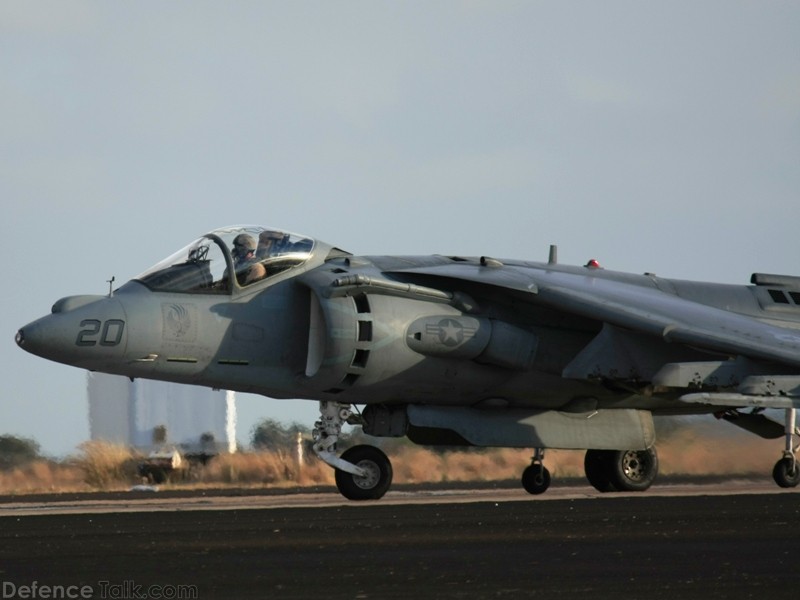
[16,225,800,499]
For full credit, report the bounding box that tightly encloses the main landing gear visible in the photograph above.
[773,408,800,489]
[518,447,659,496]
[312,401,393,500]
[583,448,659,493]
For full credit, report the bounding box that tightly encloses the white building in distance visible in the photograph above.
[87,373,236,454]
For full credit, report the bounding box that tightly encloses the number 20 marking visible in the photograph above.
[76,319,125,347]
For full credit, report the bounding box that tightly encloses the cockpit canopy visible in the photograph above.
[136,226,315,294]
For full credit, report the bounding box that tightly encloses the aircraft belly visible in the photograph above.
[405,405,656,450]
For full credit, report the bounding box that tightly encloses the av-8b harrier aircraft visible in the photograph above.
[16,225,800,499]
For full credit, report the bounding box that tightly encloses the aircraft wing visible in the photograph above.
[390,264,800,369]
[678,392,800,409]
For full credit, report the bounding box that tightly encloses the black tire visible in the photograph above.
[584,449,617,493]
[772,457,800,488]
[334,445,393,501]
[607,448,658,492]
[521,464,551,495]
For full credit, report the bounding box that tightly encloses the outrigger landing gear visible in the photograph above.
[773,408,800,489]
[312,401,393,500]
[521,448,551,495]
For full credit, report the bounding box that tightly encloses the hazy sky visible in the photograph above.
[2,1,798,456]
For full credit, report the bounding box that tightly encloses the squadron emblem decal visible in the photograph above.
[162,303,197,342]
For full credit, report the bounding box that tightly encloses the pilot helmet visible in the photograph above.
[232,233,257,259]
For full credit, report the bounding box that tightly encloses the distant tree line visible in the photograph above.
[250,419,310,453]
[0,434,41,470]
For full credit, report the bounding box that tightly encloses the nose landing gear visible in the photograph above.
[312,401,393,500]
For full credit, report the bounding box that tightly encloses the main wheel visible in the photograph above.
[334,445,393,500]
[607,448,658,492]
[772,457,800,488]
[521,464,551,495]
[584,450,617,493]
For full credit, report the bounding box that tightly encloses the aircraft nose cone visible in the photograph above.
[16,295,128,367]
[15,319,52,359]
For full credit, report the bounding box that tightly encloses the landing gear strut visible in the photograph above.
[773,408,800,489]
[521,448,551,495]
[312,401,393,500]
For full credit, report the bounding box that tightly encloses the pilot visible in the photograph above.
[256,230,288,259]
[231,234,266,285]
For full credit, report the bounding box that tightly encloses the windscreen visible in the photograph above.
[136,235,231,293]
[135,226,315,293]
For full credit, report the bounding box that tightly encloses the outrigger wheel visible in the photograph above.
[773,408,800,489]
[521,448,551,495]
[772,456,800,488]
[521,464,551,495]
[334,445,393,500]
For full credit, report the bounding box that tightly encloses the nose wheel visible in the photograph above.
[334,445,393,500]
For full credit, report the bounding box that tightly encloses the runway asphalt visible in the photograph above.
[1,483,799,600]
